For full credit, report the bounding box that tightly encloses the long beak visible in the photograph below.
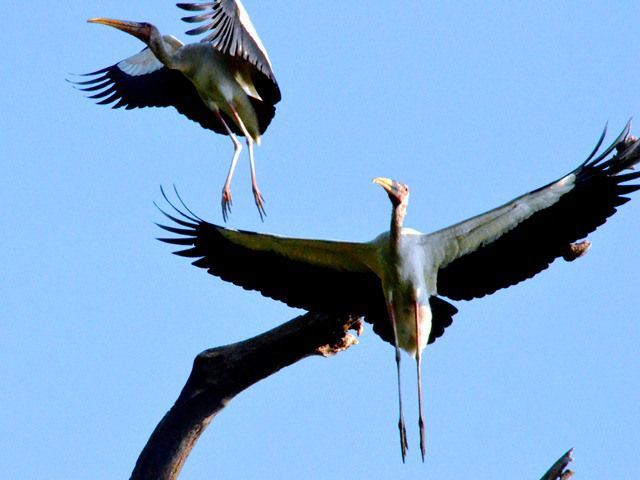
[372,177,396,195]
[87,18,150,42]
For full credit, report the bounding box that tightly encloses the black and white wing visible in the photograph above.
[156,191,456,345]
[71,46,243,135]
[157,190,381,316]
[177,1,281,103]
[425,123,640,301]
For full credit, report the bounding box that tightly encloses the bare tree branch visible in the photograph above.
[129,310,578,479]
[540,449,574,480]
[129,312,361,480]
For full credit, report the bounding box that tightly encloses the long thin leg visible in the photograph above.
[386,301,408,462]
[247,139,266,221]
[229,108,266,221]
[214,110,242,222]
[414,301,426,461]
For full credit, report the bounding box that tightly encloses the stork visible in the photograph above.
[157,124,640,461]
[73,1,281,221]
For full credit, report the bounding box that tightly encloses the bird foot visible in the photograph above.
[418,417,426,462]
[253,187,267,222]
[398,417,409,463]
[221,188,233,222]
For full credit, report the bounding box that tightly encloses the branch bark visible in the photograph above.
[129,312,361,480]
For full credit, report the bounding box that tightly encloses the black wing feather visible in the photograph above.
[71,55,247,136]
[156,195,381,316]
[177,1,275,79]
[438,124,640,301]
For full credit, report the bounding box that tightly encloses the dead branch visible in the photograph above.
[129,310,578,479]
[129,312,361,480]
[540,449,574,480]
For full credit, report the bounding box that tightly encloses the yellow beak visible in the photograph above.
[87,18,151,41]
[372,177,395,195]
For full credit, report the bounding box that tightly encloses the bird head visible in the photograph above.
[88,18,156,43]
[373,177,410,207]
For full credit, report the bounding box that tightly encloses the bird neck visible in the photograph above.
[389,203,407,250]
[148,30,176,69]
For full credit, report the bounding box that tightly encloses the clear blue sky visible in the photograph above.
[2,1,639,478]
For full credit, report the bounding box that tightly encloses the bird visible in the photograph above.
[72,1,281,221]
[156,123,640,461]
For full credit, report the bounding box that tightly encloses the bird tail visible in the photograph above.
[248,97,276,135]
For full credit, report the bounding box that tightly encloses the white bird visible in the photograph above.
[157,123,640,461]
[73,1,281,221]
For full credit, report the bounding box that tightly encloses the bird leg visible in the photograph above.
[247,139,266,221]
[414,300,426,461]
[229,107,266,221]
[214,110,242,222]
[386,300,409,462]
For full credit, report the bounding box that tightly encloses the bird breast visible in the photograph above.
[176,45,262,140]
[179,47,237,100]
[381,234,434,356]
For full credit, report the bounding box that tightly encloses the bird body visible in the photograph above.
[158,123,640,460]
[372,229,433,355]
[74,1,281,220]
[178,44,263,142]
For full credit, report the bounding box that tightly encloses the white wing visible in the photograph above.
[177,1,276,81]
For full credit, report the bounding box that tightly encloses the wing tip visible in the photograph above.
[155,186,210,246]
[177,2,214,12]
[584,120,640,173]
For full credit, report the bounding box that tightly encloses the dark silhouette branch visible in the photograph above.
[129,309,577,480]
[540,449,574,480]
[129,312,362,480]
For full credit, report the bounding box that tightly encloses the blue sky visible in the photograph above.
[2,1,639,478]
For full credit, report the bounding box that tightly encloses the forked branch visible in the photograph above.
[129,312,361,480]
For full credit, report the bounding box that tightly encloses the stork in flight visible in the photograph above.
[157,124,640,461]
[73,1,281,221]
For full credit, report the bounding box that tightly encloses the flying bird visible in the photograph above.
[157,124,640,461]
[73,1,281,221]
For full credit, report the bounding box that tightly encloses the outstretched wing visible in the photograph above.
[426,122,640,301]
[178,1,281,104]
[157,190,381,316]
[156,191,457,345]
[71,47,244,135]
